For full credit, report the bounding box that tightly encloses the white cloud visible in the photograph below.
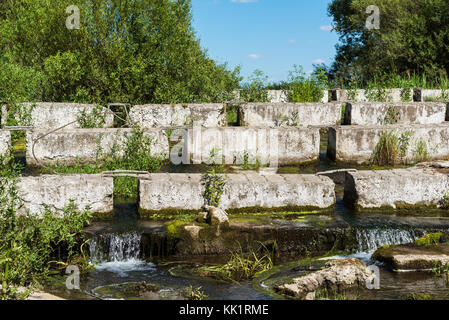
[320,25,333,31]
[313,59,325,64]
[288,40,297,44]
[231,0,258,2]
[248,54,262,60]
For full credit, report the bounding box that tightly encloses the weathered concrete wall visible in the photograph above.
[0,130,11,156]
[16,174,114,216]
[239,103,342,127]
[1,103,114,129]
[330,88,413,103]
[27,128,169,166]
[233,90,328,103]
[328,124,449,164]
[343,102,448,125]
[414,89,449,102]
[139,173,336,212]
[129,104,226,128]
[184,127,320,165]
[344,169,449,210]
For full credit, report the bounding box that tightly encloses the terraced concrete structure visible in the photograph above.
[27,128,169,166]
[328,123,449,164]
[344,168,449,210]
[239,102,343,127]
[343,102,448,125]
[138,173,336,212]
[1,102,114,129]
[330,88,413,103]
[414,89,449,102]
[129,103,226,128]
[0,129,11,156]
[16,174,114,216]
[185,126,320,165]
[232,90,329,103]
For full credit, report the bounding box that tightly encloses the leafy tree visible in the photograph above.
[328,0,449,85]
[0,0,240,104]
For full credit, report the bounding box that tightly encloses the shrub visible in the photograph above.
[0,154,91,299]
[240,70,270,103]
[371,131,413,166]
[286,65,327,103]
[414,233,443,246]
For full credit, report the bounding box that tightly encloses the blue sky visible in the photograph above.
[190,0,339,84]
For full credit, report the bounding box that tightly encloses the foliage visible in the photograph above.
[403,293,435,300]
[314,288,357,300]
[441,193,449,210]
[239,151,263,172]
[42,127,165,198]
[77,105,106,128]
[432,261,449,281]
[0,154,91,299]
[201,148,227,207]
[196,242,275,282]
[379,106,399,125]
[328,0,449,85]
[240,70,270,103]
[286,65,327,103]
[0,0,240,104]
[414,233,443,246]
[414,139,429,163]
[371,131,412,166]
[185,286,207,300]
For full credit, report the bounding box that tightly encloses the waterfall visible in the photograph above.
[354,227,427,253]
[89,233,141,264]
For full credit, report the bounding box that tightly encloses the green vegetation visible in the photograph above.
[186,286,207,300]
[379,106,400,125]
[0,0,240,104]
[239,151,263,172]
[201,149,227,207]
[240,70,270,103]
[441,193,449,210]
[314,288,357,300]
[414,139,430,163]
[432,261,449,279]
[196,243,275,282]
[371,130,413,166]
[43,127,165,198]
[414,233,444,246]
[285,65,327,103]
[328,0,449,86]
[403,293,435,300]
[77,105,107,128]
[0,154,91,299]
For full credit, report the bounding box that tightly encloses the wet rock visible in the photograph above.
[372,243,449,270]
[274,258,372,299]
[202,205,229,227]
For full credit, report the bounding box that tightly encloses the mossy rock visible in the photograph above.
[372,242,449,270]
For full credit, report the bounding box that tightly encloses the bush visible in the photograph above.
[286,65,326,103]
[371,131,413,166]
[0,154,91,299]
[240,70,270,103]
[0,0,240,104]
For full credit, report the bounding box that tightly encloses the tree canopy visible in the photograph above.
[328,0,449,86]
[0,0,241,104]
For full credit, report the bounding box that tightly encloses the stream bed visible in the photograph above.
[42,199,449,300]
